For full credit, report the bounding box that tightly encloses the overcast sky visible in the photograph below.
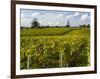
[20,9,90,27]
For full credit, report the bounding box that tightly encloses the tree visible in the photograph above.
[31,18,40,28]
[87,24,90,27]
[80,24,90,28]
[66,20,70,27]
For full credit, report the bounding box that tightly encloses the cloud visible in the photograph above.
[81,14,88,20]
[55,21,60,25]
[21,18,32,27]
[31,12,40,17]
[21,9,90,27]
[37,13,65,26]
[65,12,80,19]
[45,13,64,19]
[73,12,80,16]
[56,14,64,18]
[65,15,73,19]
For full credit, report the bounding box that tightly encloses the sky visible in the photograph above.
[20,9,90,27]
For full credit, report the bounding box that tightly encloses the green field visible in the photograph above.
[21,27,72,36]
[20,27,90,69]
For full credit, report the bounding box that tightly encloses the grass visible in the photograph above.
[20,27,90,69]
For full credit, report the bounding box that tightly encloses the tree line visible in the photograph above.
[31,18,70,28]
[21,18,90,29]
